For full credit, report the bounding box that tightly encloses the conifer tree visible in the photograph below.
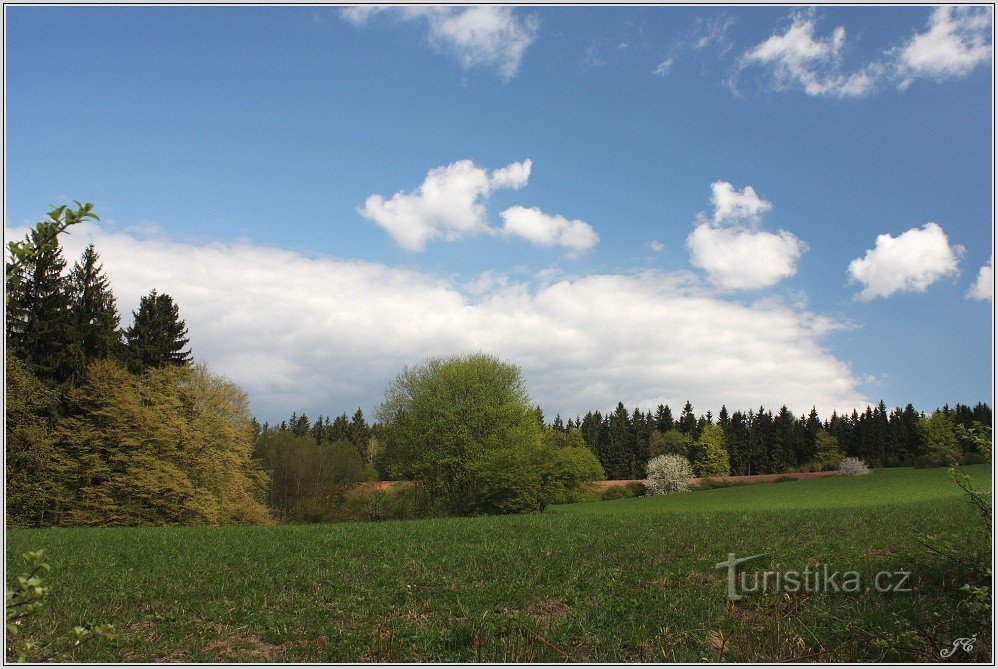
[5,227,79,385]
[124,290,192,370]
[68,244,123,368]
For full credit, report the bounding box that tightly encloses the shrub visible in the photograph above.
[644,454,694,494]
[601,485,634,501]
[813,430,845,470]
[838,457,870,476]
[918,411,961,467]
[540,428,606,505]
[625,481,647,497]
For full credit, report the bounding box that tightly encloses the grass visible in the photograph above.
[6,465,992,662]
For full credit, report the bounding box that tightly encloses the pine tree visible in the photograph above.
[68,244,123,370]
[654,404,674,432]
[124,290,192,370]
[5,227,79,385]
[678,401,697,436]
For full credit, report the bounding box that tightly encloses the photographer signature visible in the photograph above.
[940,634,977,658]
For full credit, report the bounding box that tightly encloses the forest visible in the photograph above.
[5,204,993,527]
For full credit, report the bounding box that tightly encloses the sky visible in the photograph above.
[4,5,994,423]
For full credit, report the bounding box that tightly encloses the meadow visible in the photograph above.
[6,465,992,663]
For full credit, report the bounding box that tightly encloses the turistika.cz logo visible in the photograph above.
[715,553,914,601]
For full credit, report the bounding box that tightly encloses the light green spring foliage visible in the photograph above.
[5,202,98,293]
[644,453,694,494]
[539,428,606,505]
[376,354,546,515]
[5,550,113,662]
[5,354,73,527]
[13,359,273,527]
[919,411,961,466]
[813,430,846,470]
[692,423,731,477]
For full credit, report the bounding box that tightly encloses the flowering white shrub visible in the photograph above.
[644,454,694,494]
[838,457,870,476]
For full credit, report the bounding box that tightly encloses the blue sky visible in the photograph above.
[5,5,994,422]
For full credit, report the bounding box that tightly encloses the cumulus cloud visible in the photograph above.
[710,181,772,223]
[341,6,539,81]
[967,256,994,301]
[499,206,600,253]
[738,13,881,97]
[895,6,993,87]
[687,181,807,290]
[648,240,665,253]
[358,159,531,251]
[847,222,965,301]
[22,222,869,421]
[688,225,808,290]
[737,8,992,97]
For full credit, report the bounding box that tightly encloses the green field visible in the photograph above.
[6,466,992,662]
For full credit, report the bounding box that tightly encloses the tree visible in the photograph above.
[68,244,123,369]
[375,354,544,515]
[678,401,697,436]
[692,423,731,477]
[124,290,192,370]
[539,427,605,504]
[5,227,79,385]
[5,354,73,526]
[918,411,961,466]
[813,430,845,470]
[56,360,271,526]
[649,429,692,459]
[5,202,98,292]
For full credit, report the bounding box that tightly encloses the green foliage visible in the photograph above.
[917,411,961,467]
[5,354,73,527]
[600,481,646,501]
[539,428,605,505]
[68,244,123,371]
[124,290,192,371]
[376,354,544,515]
[649,429,692,459]
[54,360,271,526]
[5,224,80,385]
[955,421,992,461]
[254,431,373,522]
[812,430,845,470]
[5,202,98,292]
[692,423,730,477]
[5,550,113,662]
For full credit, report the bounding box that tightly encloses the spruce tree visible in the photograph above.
[5,227,79,385]
[124,290,192,370]
[68,244,123,367]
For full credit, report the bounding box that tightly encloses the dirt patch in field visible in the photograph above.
[597,471,839,491]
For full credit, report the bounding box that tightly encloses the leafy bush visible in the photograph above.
[600,481,646,501]
[540,428,606,505]
[917,411,961,466]
[644,454,694,494]
[696,477,745,490]
[838,457,870,476]
[600,485,634,501]
[5,550,113,662]
[813,430,845,470]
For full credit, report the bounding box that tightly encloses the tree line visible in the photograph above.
[6,204,269,526]
[555,399,991,480]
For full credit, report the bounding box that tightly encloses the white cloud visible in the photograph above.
[652,58,674,77]
[895,6,993,87]
[739,13,880,98]
[847,222,965,301]
[737,8,992,97]
[710,181,772,223]
[967,256,994,301]
[499,206,600,253]
[648,240,665,253]
[687,181,806,290]
[22,223,870,421]
[688,224,807,290]
[358,159,531,251]
[342,6,539,81]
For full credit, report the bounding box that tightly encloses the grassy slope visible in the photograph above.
[6,465,992,662]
